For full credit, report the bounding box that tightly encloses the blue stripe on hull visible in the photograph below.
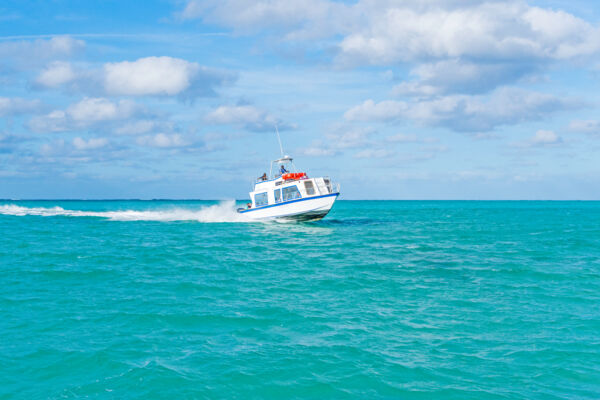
[238,192,339,214]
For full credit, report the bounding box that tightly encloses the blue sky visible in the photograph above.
[1,0,600,199]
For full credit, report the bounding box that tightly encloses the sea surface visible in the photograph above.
[1,200,599,399]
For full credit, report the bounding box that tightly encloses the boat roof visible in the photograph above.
[272,155,293,163]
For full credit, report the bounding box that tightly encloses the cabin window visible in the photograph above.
[282,186,301,201]
[274,189,282,203]
[254,192,268,207]
[304,180,315,195]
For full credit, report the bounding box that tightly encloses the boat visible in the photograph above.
[237,129,340,221]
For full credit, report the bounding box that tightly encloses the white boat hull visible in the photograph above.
[239,193,339,221]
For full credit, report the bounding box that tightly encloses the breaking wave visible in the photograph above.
[0,201,253,223]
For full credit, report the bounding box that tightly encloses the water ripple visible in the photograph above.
[1,200,599,399]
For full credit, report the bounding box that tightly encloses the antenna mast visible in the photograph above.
[275,125,285,158]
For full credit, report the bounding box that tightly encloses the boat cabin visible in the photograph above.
[248,156,338,209]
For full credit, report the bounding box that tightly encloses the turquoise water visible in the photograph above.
[1,200,599,399]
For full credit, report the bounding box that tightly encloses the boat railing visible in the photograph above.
[326,181,340,194]
[331,182,340,194]
[322,178,339,194]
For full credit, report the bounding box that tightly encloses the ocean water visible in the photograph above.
[1,200,599,399]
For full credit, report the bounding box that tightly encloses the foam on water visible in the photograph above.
[0,201,252,223]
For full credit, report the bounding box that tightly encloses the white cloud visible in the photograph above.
[0,97,42,116]
[30,56,233,98]
[179,1,600,98]
[104,57,196,96]
[103,56,232,97]
[206,105,264,124]
[338,3,600,65]
[0,36,84,65]
[205,104,293,131]
[344,99,406,122]
[68,97,135,122]
[353,148,395,159]
[345,87,577,132]
[522,7,599,59]
[35,61,76,88]
[39,136,115,160]
[179,0,346,40]
[532,130,561,145]
[72,137,108,150]
[180,1,600,65]
[114,120,173,136]
[28,97,139,132]
[393,82,441,98]
[44,36,85,56]
[40,139,66,157]
[29,110,68,132]
[329,126,374,149]
[568,119,600,134]
[393,60,538,97]
[299,126,374,157]
[136,133,189,148]
[512,129,563,148]
[299,146,339,157]
[470,132,501,140]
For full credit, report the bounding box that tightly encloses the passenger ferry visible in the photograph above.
[237,155,340,221]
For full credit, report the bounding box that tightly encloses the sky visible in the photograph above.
[1,0,600,200]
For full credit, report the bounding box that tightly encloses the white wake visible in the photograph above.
[0,201,253,223]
